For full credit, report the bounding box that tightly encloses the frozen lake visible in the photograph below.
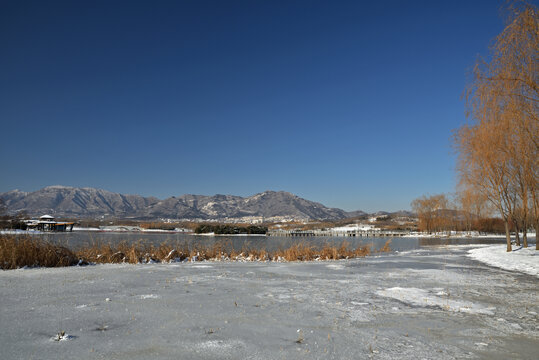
[1,244,537,359]
[31,231,507,252]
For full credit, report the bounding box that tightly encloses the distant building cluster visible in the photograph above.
[368,215,389,223]
[168,215,311,224]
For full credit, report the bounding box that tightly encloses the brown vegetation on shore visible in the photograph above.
[0,235,390,269]
[0,236,79,269]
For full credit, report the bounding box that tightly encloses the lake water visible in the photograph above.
[32,231,507,252]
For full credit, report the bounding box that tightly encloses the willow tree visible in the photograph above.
[456,122,515,251]
[457,184,491,233]
[411,194,449,234]
[456,2,538,251]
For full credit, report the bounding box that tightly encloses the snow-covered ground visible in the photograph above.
[468,244,538,278]
[404,231,536,239]
[72,227,101,232]
[1,246,537,359]
[0,229,45,235]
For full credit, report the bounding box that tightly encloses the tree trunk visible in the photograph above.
[505,221,512,252]
[522,228,528,248]
[514,225,521,247]
[536,221,538,251]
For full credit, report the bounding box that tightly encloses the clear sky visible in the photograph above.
[0,0,518,212]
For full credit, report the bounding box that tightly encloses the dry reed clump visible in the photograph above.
[272,241,372,261]
[1,235,391,270]
[0,235,78,269]
[378,239,392,253]
[76,241,190,264]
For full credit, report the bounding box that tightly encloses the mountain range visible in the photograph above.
[0,186,370,221]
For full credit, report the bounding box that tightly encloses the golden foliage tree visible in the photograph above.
[457,185,492,232]
[455,2,538,251]
[411,194,449,233]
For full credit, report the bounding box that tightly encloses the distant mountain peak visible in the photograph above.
[5,189,24,194]
[0,185,360,221]
[44,185,74,190]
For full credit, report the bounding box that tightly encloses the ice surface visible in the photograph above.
[1,246,537,359]
[376,287,496,315]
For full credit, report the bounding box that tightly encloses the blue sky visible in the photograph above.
[0,0,516,211]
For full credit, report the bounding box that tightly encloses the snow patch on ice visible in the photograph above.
[394,249,435,256]
[376,287,495,315]
[468,245,538,278]
[349,309,370,322]
[197,339,244,351]
[326,264,344,270]
[350,301,369,306]
[140,294,160,300]
[435,244,493,249]
[510,323,523,330]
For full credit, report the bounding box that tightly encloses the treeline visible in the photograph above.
[194,224,268,235]
[0,217,28,230]
[410,193,510,234]
[139,222,177,231]
[0,203,29,230]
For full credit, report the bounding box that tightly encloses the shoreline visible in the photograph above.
[2,228,535,239]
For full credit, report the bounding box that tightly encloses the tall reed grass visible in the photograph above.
[0,235,78,269]
[0,235,391,269]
